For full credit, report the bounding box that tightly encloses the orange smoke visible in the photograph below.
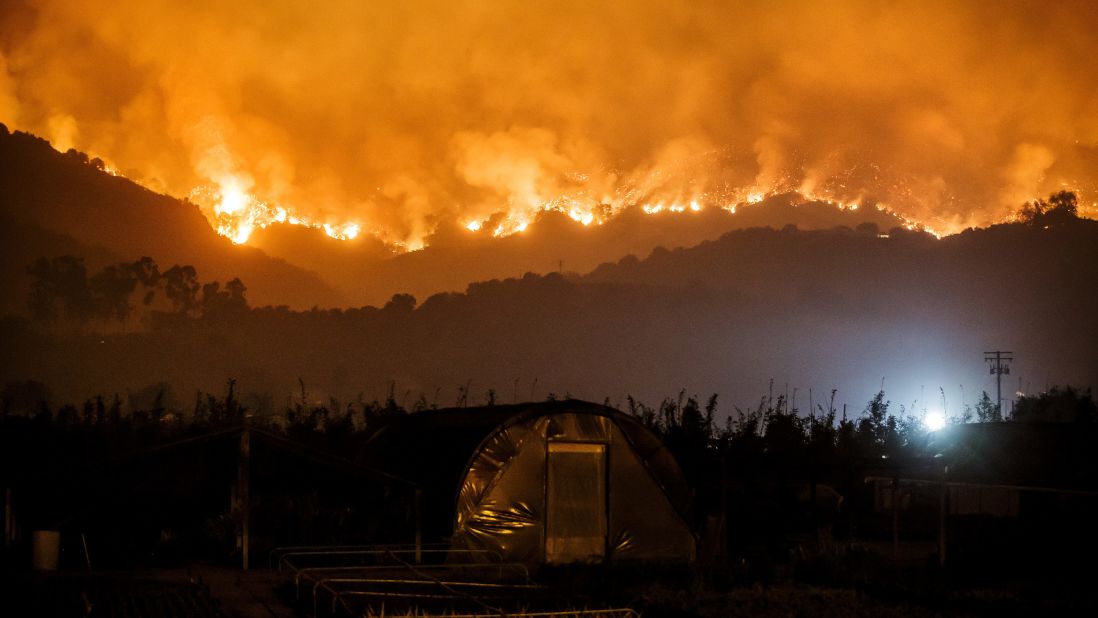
[1,0,1096,248]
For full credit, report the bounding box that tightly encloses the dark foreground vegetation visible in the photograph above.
[2,380,1096,615]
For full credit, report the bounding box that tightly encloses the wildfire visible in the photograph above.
[194,178,952,246]
[188,167,1076,249]
[190,181,360,245]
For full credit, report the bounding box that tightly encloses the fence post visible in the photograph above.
[938,470,948,567]
[414,488,422,564]
[3,487,11,550]
[891,476,900,559]
[239,427,251,570]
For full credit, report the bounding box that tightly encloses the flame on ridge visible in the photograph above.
[456,181,948,241]
[196,177,949,247]
[188,171,1098,249]
[65,133,1090,251]
[190,180,360,245]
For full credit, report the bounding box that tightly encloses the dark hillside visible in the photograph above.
[0,126,343,310]
[251,194,906,306]
[4,215,1095,411]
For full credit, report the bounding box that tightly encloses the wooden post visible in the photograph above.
[891,477,900,559]
[3,487,11,550]
[719,452,728,566]
[938,477,947,567]
[81,532,92,569]
[239,427,251,570]
[414,488,422,564]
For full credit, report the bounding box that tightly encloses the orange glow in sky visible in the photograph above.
[2,0,1096,248]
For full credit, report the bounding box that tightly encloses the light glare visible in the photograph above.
[924,411,946,431]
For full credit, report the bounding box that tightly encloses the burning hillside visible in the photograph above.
[2,0,1096,253]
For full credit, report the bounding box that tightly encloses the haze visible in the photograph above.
[2,0,1097,253]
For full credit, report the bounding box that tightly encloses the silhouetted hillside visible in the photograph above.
[4,213,1095,414]
[0,126,343,310]
[250,194,905,306]
[1,126,912,311]
[0,214,123,315]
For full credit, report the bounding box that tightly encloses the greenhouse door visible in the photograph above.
[546,442,607,563]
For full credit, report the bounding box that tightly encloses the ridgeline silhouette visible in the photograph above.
[0,125,342,312]
[1,126,1095,412]
[3,193,1095,411]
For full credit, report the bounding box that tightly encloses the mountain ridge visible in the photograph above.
[0,125,344,311]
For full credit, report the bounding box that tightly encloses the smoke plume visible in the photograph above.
[2,0,1096,246]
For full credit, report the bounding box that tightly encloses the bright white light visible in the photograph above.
[924,411,946,431]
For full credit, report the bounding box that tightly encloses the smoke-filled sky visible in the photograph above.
[2,0,1097,248]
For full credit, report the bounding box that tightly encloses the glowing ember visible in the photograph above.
[186,161,1049,248]
[217,182,250,216]
[567,208,595,226]
[191,181,361,245]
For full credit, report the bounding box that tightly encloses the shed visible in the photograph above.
[361,400,696,565]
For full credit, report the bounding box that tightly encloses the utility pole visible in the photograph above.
[984,351,1013,419]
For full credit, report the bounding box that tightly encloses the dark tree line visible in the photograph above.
[634,386,1093,459]
[4,376,1091,467]
[2,377,1092,563]
[624,386,1095,523]
[1018,190,1080,227]
[27,255,248,328]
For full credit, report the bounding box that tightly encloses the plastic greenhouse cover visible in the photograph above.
[451,410,695,564]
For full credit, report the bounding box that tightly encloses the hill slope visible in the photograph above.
[6,217,1095,412]
[250,194,907,307]
[0,126,343,311]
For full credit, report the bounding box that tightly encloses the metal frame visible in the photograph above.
[435,612,639,618]
[276,543,636,618]
[438,612,640,618]
[270,543,446,568]
[313,577,548,616]
[276,547,503,574]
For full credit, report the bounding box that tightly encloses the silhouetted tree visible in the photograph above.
[161,264,200,315]
[200,279,249,321]
[764,400,805,462]
[131,256,161,307]
[382,293,416,313]
[1013,386,1096,423]
[1019,190,1079,227]
[805,391,838,466]
[90,263,139,326]
[27,255,93,323]
[974,391,1001,422]
[855,390,896,456]
[1,379,53,415]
